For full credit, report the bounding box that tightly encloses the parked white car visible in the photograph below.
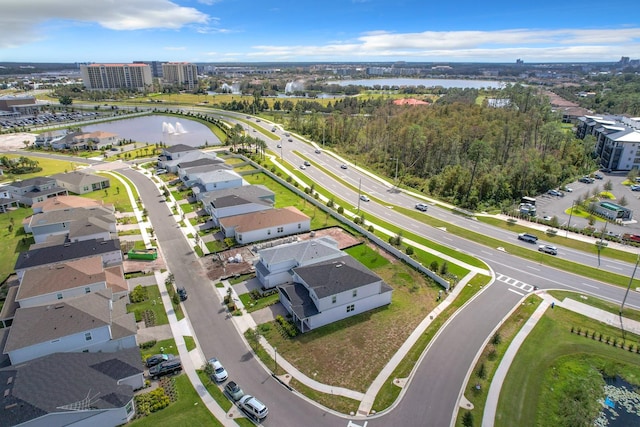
[208,358,228,382]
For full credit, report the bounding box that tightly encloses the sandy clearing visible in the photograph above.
[0,133,37,151]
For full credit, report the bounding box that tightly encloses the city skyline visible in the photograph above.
[1,0,639,64]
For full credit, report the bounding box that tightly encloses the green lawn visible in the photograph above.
[139,338,179,359]
[495,306,640,427]
[238,292,280,313]
[129,374,223,427]
[81,173,134,212]
[344,243,390,269]
[548,289,640,323]
[196,370,232,411]
[126,285,169,326]
[0,154,85,183]
[0,207,33,283]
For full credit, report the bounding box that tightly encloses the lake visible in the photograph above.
[331,78,506,89]
[82,115,221,147]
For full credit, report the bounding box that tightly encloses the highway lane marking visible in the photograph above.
[581,282,599,289]
[508,288,525,296]
[605,265,623,271]
[526,266,541,271]
[481,250,493,256]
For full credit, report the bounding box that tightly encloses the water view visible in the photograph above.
[82,114,221,147]
[595,376,640,427]
[331,78,506,89]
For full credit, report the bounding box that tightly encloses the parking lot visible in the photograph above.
[533,171,640,236]
[0,111,103,132]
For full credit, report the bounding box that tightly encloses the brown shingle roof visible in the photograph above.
[16,256,106,301]
[220,206,309,233]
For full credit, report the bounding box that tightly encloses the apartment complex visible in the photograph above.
[162,62,199,90]
[80,63,152,91]
[576,115,640,171]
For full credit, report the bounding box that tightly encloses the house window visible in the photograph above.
[268,230,271,235]
[85,332,92,341]
[83,186,89,192]
[56,293,63,300]
[126,401,133,414]
[347,304,355,312]
[332,295,336,304]
[298,223,301,229]
[352,289,358,298]
[277,227,284,233]
[85,287,91,294]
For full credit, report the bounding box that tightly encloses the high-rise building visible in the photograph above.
[162,62,199,91]
[80,63,152,91]
[133,60,165,78]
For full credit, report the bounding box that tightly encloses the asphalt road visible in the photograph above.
[15,109,640,426]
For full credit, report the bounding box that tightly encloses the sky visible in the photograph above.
[1,0,639,64]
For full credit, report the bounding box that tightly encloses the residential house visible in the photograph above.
[13,238,122,281]
[178,163,232,188]
[278,255,393,332]
[157,144,201,171]
[188,169,244,199]
[2,177,68,207]
[254,237,343,289]
[33,130,66,148]
[31,194,108,214]
[176,157,226,173]
[71,131,119,150]
[201,185,274,215]
[219,206,310,245]
[51,170,111,194]
[3,288,137,365]
[201,185,274,225]
[26,206,116,244]
[15,256,128,308]
[0,187,17,213]
[0,348,143,426]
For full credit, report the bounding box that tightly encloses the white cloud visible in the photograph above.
[247,28,640,61]
[0,0,210,48]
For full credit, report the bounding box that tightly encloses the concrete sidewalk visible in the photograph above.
[482,292,640,427]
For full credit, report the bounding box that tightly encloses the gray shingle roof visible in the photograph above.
[292,255,381,299]
[278,282,319,319]
[200,185,274,204]
[0,348,142,427]
[177,157,224,169]
[14,238,121,272]
[50,170,108,187]
[163,143,196,153]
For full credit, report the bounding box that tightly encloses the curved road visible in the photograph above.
[27,108,640,426]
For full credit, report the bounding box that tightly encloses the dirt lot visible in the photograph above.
[204,227,363,282]
[0,133,37,151]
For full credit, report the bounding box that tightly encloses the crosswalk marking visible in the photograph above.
[496,273,535,293]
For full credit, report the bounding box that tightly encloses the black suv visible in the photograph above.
[149,358,182,379]
[177,287,187,301]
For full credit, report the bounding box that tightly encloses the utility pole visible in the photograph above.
[566,200,576,238]
[597,221,608,267]
[620,254,640,341]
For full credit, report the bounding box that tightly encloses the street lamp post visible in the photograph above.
[566,200,576,237]
[274,347,278,373]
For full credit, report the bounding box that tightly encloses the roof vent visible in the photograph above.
[335,263,342,268]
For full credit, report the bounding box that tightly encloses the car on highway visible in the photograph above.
[360,195,370,202]
[315,149,321,154]
[538,244,558,255]
[518,233,538,243]
[271,127,276,132]
[304,161,311,166]
[299,164,306,170]
[208,357,228,382]
[276,143,281,148]
[288,138,293,142]
[224,381,245,402]
[341,164,348,169]
[415,203,429,212]
[238,395,268,420]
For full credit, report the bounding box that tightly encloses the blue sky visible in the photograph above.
[1,0,639,63]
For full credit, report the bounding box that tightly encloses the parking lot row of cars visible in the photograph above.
[1,111,101,131]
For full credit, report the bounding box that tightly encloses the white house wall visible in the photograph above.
[8,324,112,365]
[20,400,135,427]
[307,292,392,330]
[236,220,310,245]
[17,282,108,308]
[314,281,383,312]
[201,177,243,192]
